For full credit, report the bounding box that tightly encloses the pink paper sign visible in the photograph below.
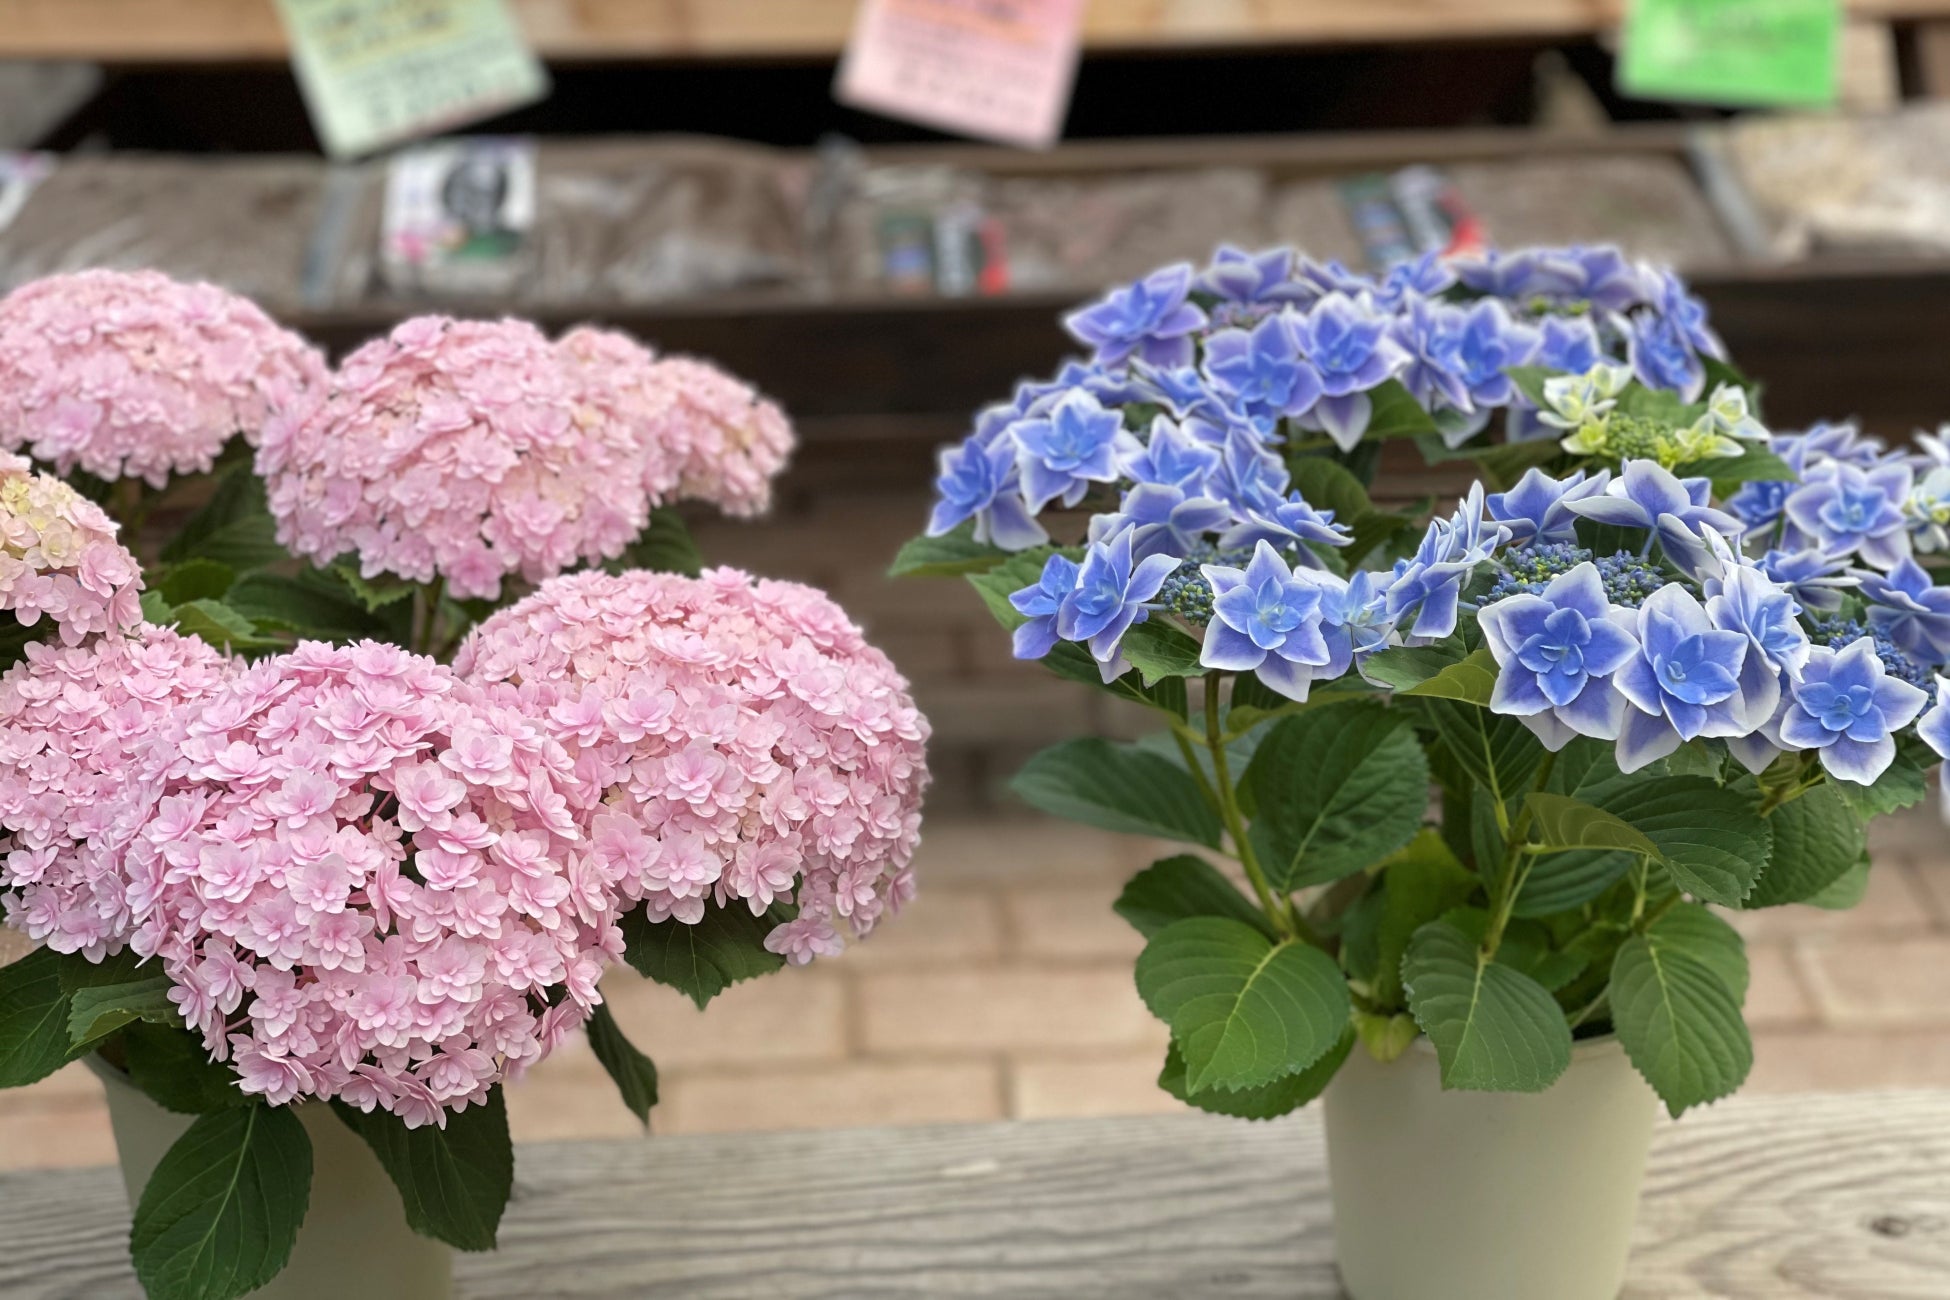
[836,0,1085,150]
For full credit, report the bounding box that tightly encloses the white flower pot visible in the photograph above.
[91,1058,453,1300]
[1323,1034,1658,1300]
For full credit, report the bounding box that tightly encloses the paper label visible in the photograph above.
[382,136,535,291]
[273,0,550,159]
[836,0,1085,150]
[1620,0,1841,108]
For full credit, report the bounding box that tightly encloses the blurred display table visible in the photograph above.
[2,1090,1946,1297]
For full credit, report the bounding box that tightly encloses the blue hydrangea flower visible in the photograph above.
[1905,464,1950,554]
[1128,362,1225,421]
[1450,247,1585,301]
[1207,428,1291,516]
[1063,263,1209,368]
[1054,526,1182,674]
[1646,267,1725,362]
[1198,541,1338,701]
[1219,492,1353,564]
[1197,245,1305,306]
[1913,673,1950,762]
[1704,556,1812,732]
[1782,461,1913,571]
[1115,415,1221,494]
[1626,309,1706,402]
[1612,584,1752,772]
[1011,389,1124,513]
[1757,547,1856,614]
[1009,553,1080,661]
[1860,556,1950,664]
[1479,562,1639,749]
[1566,460,1743,577]
[927,434,1047,549]
[1293,292,1409,450]
[1778,420,1885,473]
[1486,467,1609,547]
[1534,315,1605,374]
[1200,312,1324,427]
[1452,299,1542,409]
[1725,477,1792,533]
[1386,483,1510,642]
[1776,639,1927,785]
[1372,252,1457,310]
[1320,568,1396,667]
[1391,295,1472,418]
[1296,257,1376,299]
[1093,483,1231,562]
[1566,246,1649,313]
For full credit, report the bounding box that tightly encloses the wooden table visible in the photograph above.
[3,1091,1947,1298]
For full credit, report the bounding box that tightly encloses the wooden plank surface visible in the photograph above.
[9,0,1950,63]
[1,1090,1946,1297]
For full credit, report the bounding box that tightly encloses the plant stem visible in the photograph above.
[1481,749,1557,959]
[1203,671,1306,942]
[1170,728,1222,817]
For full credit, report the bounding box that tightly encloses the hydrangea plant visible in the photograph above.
[0,272,929,1300]
[897,244,1949,1122]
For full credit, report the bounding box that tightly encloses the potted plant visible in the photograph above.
[895,245,1945,1300]
[0,272,931,1300]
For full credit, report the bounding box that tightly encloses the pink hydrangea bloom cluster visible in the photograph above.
[1,452,144,645]
[256,317,648,602]
[0,626,234,960]
[554,327,794,517]
[454,567,928,963]
[0,270,326,487]
[124,640,621,1127]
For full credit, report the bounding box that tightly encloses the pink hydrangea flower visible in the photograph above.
[1,452,145,645]
[123,640,621,1126]
[554,327,793,517]
[453,568,929,962]
[0,270,326,487]
[0,626,235,960]
[256,317,650,602]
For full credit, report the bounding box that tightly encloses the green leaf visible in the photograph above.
[1401,919,1572,1092]
[1808,856,1871,909]
[1360,642,1465,692]
[1286,456,1372,518]
[1010,738,1221,848]
[1746,784,1866,908]
[225,571,381,640]
[331,563,417,613]
[331,1087,511,1251]
[1396,648,1498,705]
[1119,620,1205,686]
[612,507,703,578]
[68,976,180,1049]
[585,1003,658,1126]
[1042,641,1189,718]
[1674,447,1795,499]
[176,515,288,573]
[619,903,786,1010]
[1617,384,1693,425]
[1610,933,1752,1117]
[158,560,237,606]
[1242,702,1429,891]
[1157,1026,1353,1120]
[0,948,78,1088]
[1114,854,1275,940]
[1522,792,1662,858]
[166,599,282,652]
[131,1105,312,1300]
[1831,751,1928,819]
[890,522,1013,577]
[1598,777,1771,906]
[160,466,284,573]
[122,1023,249,1114]
[1414,698,1548,800]
[1349,832,1476,1010]
[1134,917,1350,1093]
[1649,903,1749,1002]
[1361,379,1439,440]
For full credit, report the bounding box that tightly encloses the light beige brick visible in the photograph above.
[1010,1052,1187,1120]
[1901,859,1950,927]
[504,1043,650,1144]
[1792,934,1950,1027]
[1748,1028,1950,1092]
[1866,805,1950,865]
[659,1061,1003,1134]
[859,966,1165,1054]
[598,968,848,1070]
[1003,883,1145,961]
[1727,860,1933,941]
[911,820,1129,885]
[1743,942,1815,1029]
[0,1099,115,1171]
[841,888,1004,970]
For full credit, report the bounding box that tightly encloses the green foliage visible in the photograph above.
[1119,621,1205,686]
[1242,702,1430,891]
[68,976,180,1049]
[1746,785,1866,908]
[1401,920,1572,1092]
[160,465,287,573]
[158,559,238,606]
[585,1004,659,1127]
[1502,365,1564,410]
[611,506,703,577]
[131,1105,311,1300]
[620,902,788,1010]
[1396,648,1499,705]
[1114,855,1275,940]
[1674,446,1795,499]
[1414,697,1548,799]
[123,1024,250,1115]
[1610,930,1752,1117]
[1360,643,1466,692]
[1011,738,1221,848]
[890,522,1012,577]
[1339,832,1476,1011]
[1522,792,1661,859]
[1362,379,1441,440]
[1157,1027,1353,1120]
[1831,749,1929,819]
[0,948,79,1088]
[1135,917,1350,1094]
[331,1087,512,1251]
[1591,776,1772,907]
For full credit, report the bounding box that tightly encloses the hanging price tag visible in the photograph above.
[273,0,550,159]
[1619,0,1841,108]
[836,0,1085,150]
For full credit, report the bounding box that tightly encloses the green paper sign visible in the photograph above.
[1619,0,1840,108]
[273,0,550,159]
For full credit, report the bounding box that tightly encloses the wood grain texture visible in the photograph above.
[0,1091,1945,1297]
[7,0,1950,62]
